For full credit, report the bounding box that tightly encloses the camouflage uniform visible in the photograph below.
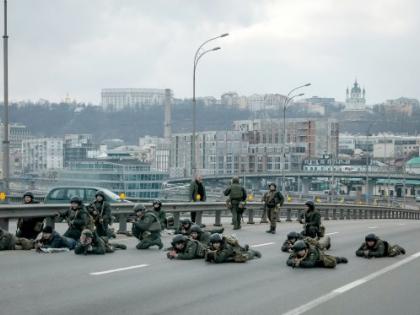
[58,206,91,241]
[87,198,112,238]
[287,241,347,269]
[205,235,261,263]
[132,210,163,250]
[262,184,284,233]
[356,234,405,258]
[224,178,247,230]
[168,237,206,260]
[74,230,106,255]
[1,228,33,250]
[301,202,321,238]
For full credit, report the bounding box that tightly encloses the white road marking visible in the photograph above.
[397,223,406,226]
[90,264,149,276]
[282,251,420,315]
[325,232,339,236]
[251,242,275,248]
[368,226,378,229]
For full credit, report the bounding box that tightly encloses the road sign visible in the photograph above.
[0,192,6,201]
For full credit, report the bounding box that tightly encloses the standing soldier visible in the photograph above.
[224,177,247,230]
[356,234,405,258]
[131,203,163,250]
[56,196,91,241]
[205,234,261,263]
[262,183,284,234]
[16,192,44,240]
[87,191,112,238]
[286,240,347,269]
[300,201,321,238]
[189,175,206,223]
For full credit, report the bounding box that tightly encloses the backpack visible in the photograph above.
[320,253,337,268]
[229,184,244,201]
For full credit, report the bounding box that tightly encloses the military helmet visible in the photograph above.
[81,229,94,238]
[23,191,35,199]
[232,176,240,184]
[292,240,308,252]
[268,182,277,189]
[287,231,301,240]
[190,224,202,233]
[305,200,315,210]
[152,199,162,207]
[95,190,106,199]
[171,234,187,246]
[209,233,223,244]
[365,233,378,242]
[180,218,192,226]
[133,203,146,213]
[70,196,83,205]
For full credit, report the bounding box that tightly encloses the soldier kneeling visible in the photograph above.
[356,233,405,258]
[74,229,106,255]
[205,233,262,263]
[287,240,347,269]
[167,235,206,260]
[131,204,163,250]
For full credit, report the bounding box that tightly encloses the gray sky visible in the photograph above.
[2,0,419,104]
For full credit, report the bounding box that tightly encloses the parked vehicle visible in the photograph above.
[44,186,131,204]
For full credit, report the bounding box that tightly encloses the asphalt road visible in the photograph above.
[1,219,420,315]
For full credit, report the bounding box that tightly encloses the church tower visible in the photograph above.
[345,79,366,111]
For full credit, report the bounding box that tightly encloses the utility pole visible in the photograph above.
[2,0,10,198]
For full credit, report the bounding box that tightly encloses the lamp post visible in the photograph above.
[192,33,228,177]
[2,0,9,198]
[280,83,311,194]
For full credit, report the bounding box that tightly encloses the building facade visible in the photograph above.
[101,88,171,111]
[56,159,167,199]
[345,80,366,111]
[22,138,64,173]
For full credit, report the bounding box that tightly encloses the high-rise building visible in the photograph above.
[170,118,339,177]
[63,134,98,166]
[101,88,172,111]
[22,138,64,173]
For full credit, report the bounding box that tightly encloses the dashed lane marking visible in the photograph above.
[90,264,149,276]
[281,251,420,315]
[250,242,276,248]
[368,226,378,229]
[325,232,339,236]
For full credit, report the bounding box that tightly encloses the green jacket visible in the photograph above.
[189,180,206,201]
[304,210,321,228]
[74,235,106,255]
[196,231,211,247]
[206,243,235,263]
[356,239,386,258]
[287,246,321,268]
[263,190,284,208]
[132,211,162,238]
[87,200,112,225]
[175,239,205,260]
[59,206,91,231]
[224,184,247,202]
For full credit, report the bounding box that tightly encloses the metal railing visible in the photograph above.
[0,202,419,234]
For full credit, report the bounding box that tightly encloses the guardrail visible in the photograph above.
[0,202,419,234]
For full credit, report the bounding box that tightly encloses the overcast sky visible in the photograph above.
[1,0,419,104]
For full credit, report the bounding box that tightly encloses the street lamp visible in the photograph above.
[192,33,228,177]
[280,83,310,194]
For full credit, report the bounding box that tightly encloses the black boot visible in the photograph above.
[336,257,348,264]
